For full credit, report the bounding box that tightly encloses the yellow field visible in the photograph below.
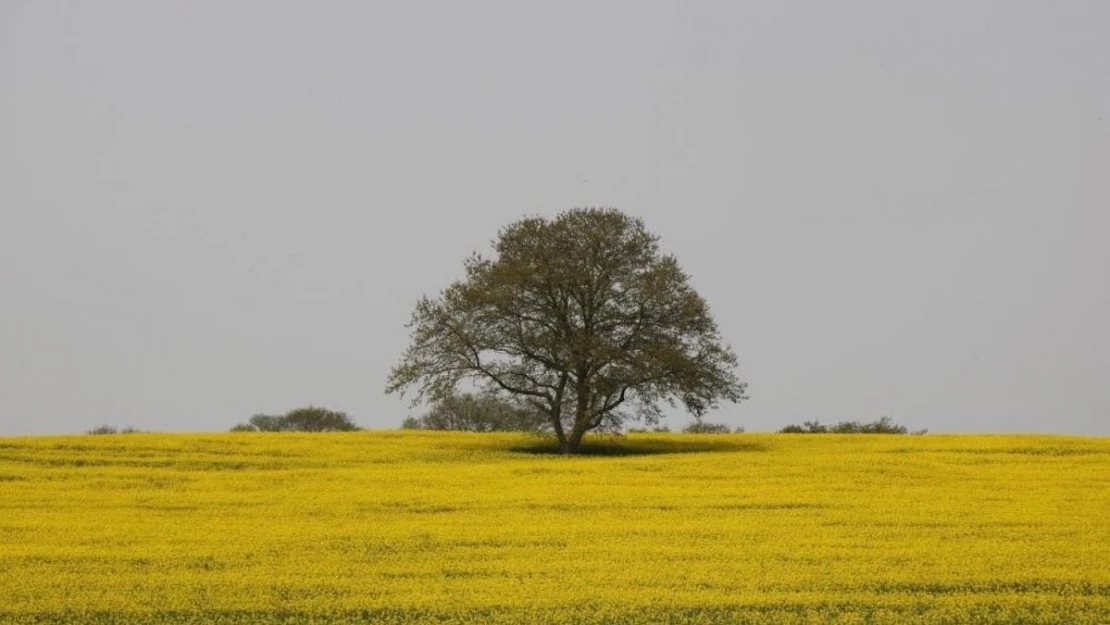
[0,432,1107,624]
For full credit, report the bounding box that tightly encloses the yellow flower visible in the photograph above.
[0,432,1107,623]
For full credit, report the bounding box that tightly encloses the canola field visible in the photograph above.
[0,431,1108,624]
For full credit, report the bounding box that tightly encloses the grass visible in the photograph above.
[0,431,1107,624]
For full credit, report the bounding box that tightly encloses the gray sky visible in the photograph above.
[1,1,1107,436]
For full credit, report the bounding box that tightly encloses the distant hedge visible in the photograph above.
[779,417,924,435]
[86,426,148,435]
[681,421,744,434]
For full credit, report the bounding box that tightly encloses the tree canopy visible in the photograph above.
[778,417,921,434]
[682,420,741,434]
[387,207,746,453]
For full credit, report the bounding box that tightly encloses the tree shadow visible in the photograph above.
[508,436,770,457]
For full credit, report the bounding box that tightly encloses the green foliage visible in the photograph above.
[231,406,360,432]
[682,420,743,434]
[244,414,286,432]
[779,420,828,434]
[86,426,147,435]
[281,407,361,432]
[779,416,920,434]
[404,392,549,432]
[386,207,747,453]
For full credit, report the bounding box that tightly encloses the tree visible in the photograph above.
[86,425,147,435]
[779,420,829,434]
[242,414,287,432]
[778,417,918,434]
[403,392,549,432]
[231,406,360,432]
[627,425,671,433]
[386,207,747,454]
[681,420,741,434]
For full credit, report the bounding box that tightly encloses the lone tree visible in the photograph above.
[386,207,747,454]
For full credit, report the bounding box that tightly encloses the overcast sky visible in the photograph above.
[1,1,1107,436]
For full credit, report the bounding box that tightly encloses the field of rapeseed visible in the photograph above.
[0,431,1107,624]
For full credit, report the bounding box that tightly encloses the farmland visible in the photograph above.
[0,432,1107,624]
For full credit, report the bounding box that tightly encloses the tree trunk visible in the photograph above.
[563,427,587,454]
[564,398,590,454]
[562,378,590,454]
[550,407,569,453]
[554,424,569,453]
[559,384,594,452]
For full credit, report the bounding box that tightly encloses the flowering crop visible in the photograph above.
[0,432,1107,624]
